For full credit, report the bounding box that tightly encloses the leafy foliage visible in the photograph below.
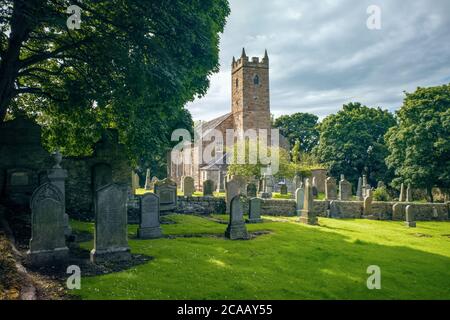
[385,84,450,200]
[314,102,396,186]
[373,186,391,202]
[274,112,319,153]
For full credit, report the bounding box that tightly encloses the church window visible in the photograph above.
[253,75,259,85]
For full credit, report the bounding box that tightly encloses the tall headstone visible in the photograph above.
[234,175,247,196]
[258,173,272,199]
[131,171,140,195]
[338,175,352,201]
[295,187,305,216]
[144,169,152,190]
[203,179,214,197]
[225,195,249,240]
[356,177,363,201]
[154,178,177,212]
[399,183,405,202]
[217,170,225,192]
[226,177,240,214]
[405,205,416,228]
[299,179,318,225]
[182,176,195,197]
[325,177,337,200]
[363,189,373,217]
[312,177,318,198]
[406,184,413,203]
[137,193,162,239]
[293,175,302,191]
[91,184,131,263]
[47,151,71,237]
[247,183,257,198]
[28,183,69,265]
[248,197,263,223]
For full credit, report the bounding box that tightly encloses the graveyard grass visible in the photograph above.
[71,216,450,300]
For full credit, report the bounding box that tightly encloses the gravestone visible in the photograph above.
[203,179,214,197]
[234,175,247,196]
[92,163,113,192]
[47,151,71,237]
[295,187,305,216]
[392,203,402,220]
[248,197,263,223]
[183,176,195,197]
[312,177,318,197]
[138,193,162,239]
[27,183,69,265]
[154,178,177,212]
[91,183,131,263]
[131,171,140,195]
[325,177,337,200]
[399,183,405,202]
[406,184,413,202]
[363,189,373,217]
[144,169,152,190]
[247,183,257,198]
[293,175,302,191]
[356,177,363,201]
[280,184,288,195]
[299,179,318,225]
[405,205,416,228]
[338,175,352,201]
[258,173,272,199]
[226,177,240,214]
[225,195,249,240]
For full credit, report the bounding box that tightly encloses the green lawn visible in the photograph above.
[71,215,450,300]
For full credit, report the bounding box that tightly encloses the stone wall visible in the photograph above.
[177,196,226,215]
[392,202,449,221]
[261,199,296,216]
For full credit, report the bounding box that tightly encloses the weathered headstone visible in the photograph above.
[144,169,152,190]
[325,177,337,200]
[131,171,140,195]
[399,183,405,202]
[182,176,195,197]
[248,197,263,223]
[338,175,352,201]
[363,189,373,217]
[299,179,318,225]
[312,177,318,197]
[226,177,240,214]
[27,183,69,265]
[295,187,305,216]
[293,175,302,191]
[280,184,288,195]
[406,184,413,203]
[234,175,247,196]
[137,193,162,239]
[405,205,416,228]
[258,173,272,199]
[247,183,257,198]
[154,178,177,212]
[91,184,131,263]
[225,195,249,240]
[356,177,363,201]
[203,179,214,197]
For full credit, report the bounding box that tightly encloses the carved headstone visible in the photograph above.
[154,178,177,212]
[405,205,416,228]
[203,179,214,197]
[182,176,195,197]
[299,179,318,225]
[90,184,131,263]
[325,177,337,200]
[138,193,162,239]
[144,169,152,190]
[248,197,263,223]
[28,183,69,265]
[338,175,352,201]
[225,196,249,240]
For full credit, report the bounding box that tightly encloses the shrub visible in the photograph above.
[373,187,391,202]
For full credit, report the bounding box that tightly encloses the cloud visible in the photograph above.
[187,0,450,121]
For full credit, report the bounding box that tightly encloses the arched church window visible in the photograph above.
[253,75,259,85]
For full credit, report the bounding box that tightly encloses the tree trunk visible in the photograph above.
[0,0,33,122]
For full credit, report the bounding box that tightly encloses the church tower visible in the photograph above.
[231,49,271,135]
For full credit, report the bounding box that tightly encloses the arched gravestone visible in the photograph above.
[138,193,162,239]
[295,187,305,216]
[225,177,240,214]
[154,178,177,212]
[182,176,195,197]
[203,179,214,197]
[248,197,263,223]
[28,183,69,265]
[90,183,131,263]
[325,177,337,200]
[225,195,249,240]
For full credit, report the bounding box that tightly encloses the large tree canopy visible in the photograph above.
[314,102,396,187]
[0,0,230,170]
[273,112,319,153]
[385,84,450,201]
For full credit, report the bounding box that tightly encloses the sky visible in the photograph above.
[186,0,450,121]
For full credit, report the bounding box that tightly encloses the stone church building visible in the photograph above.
[169,49,279,190]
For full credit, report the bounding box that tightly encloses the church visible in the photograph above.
[169,48,278,191]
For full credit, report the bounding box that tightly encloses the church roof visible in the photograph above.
[195,112,233,138]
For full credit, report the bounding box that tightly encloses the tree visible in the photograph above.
[0,0,230,167]
[385,84,450,202]
[314,102,396,187]
[274,112,319,153]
